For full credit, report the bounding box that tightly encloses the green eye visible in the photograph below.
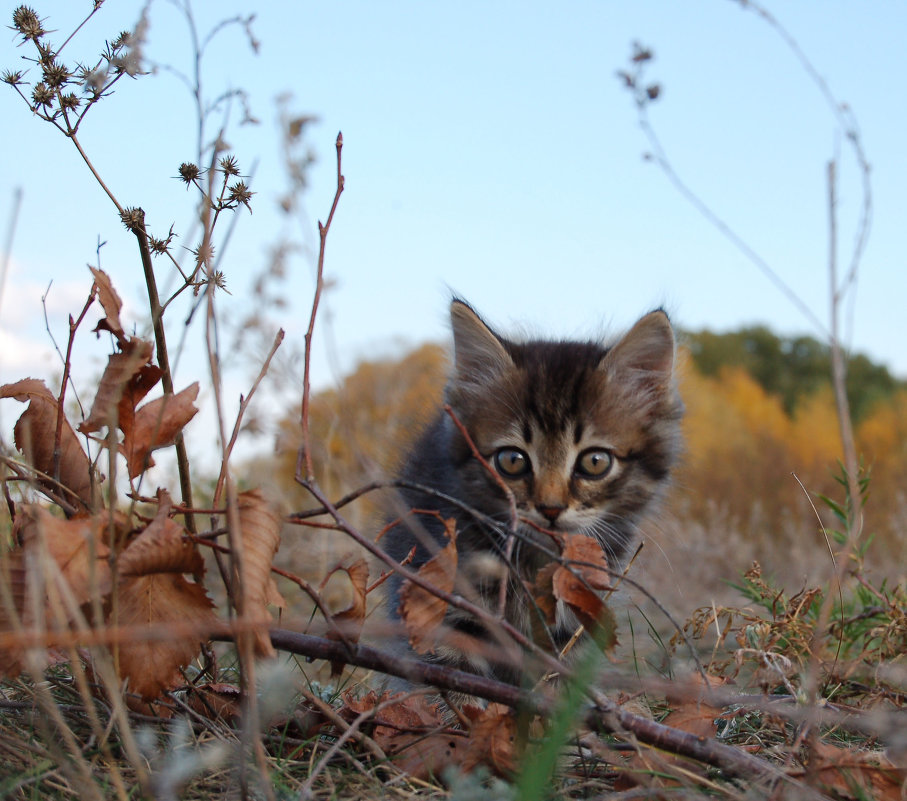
[575,449,613,478]
[494,448,531,477]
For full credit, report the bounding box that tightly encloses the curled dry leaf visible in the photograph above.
[0,549,27,677]
[550,533,618,650]
[115,572,216,699]
[186,682,244,724]
[18,505,112,610]
[236,489,283,658]
[79,337,161,437]
[322,558,369,676]
[799,741,907,801]
[1,378,94,511]
[118,490,203,577]
[89,266,124,338]
[461,702,518,776]
[398,520,458,655]
[341,691,459,779]
[125,382,199,479]
[0,507,114,678]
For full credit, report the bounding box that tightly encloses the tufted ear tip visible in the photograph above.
[603,310,675,379]
[449,299,513,378]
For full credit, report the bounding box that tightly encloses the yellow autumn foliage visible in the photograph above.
[268,341,905,563]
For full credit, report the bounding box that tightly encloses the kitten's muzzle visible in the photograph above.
[536,503,566,525]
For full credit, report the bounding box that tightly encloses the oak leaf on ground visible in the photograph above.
[461,702,517,776]
[342,691,461,779]
[797,741,907,801]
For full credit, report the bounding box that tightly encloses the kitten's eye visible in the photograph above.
[575,449,613,478]
[494,448,531,477]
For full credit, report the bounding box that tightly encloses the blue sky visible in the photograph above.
[1,1,905,460]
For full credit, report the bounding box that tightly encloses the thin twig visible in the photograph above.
[212,327,284,505]
[298,132,344,483]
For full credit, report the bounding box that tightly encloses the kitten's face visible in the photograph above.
[445,301,682,564]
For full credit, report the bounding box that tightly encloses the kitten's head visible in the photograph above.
[445,299,682,565]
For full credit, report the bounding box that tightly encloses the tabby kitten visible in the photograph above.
[384,299,682,684]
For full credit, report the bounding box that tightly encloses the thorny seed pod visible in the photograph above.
[219,155,240,176]
[192,242,215,268]
[178,162,200,184]
[2,70,24,86]
[60,92,80,110]
[228,181,254,211]
[42,60,70,89]
[12,5,45,42]
[119,206,144,232]
[31,82,54,109]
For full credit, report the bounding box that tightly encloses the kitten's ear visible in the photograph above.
[602,310,675,386]
[450,300,513,378]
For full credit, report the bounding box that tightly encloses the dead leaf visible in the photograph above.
[118,490,203,577]
[18,505,112,610]
[0,548,27,677]
[342,691,457,779]
[89,267,124,338]
[186,682,243,723]
[1,379,94,511]
[399,521,457,654]
[322,558,369,676]
[236,489,283,658]
[115,572,216,699]
[792,741,906,801]
[79,337,159,436]
[551,534,617,650]
[125,382,199,479]
[662,673,726,741]
[461,702,517,775]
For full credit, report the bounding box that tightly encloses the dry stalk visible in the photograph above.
[298,132,345,483]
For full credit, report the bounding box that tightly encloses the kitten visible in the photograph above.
[383,299,682,684]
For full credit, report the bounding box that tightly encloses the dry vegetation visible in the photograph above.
[1,3,906,800]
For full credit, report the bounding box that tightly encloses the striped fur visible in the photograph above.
[384,299,683,684]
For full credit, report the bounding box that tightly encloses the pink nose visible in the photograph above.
[537,504,565,524]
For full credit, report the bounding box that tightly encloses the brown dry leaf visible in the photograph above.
[388,730,466,780]
[79,337,160,436]
[18,505,112,610]
[461,702,517,776]
[552,534,617,650]
[662,673,726,741]
[236,489,283,658]
[186,682,243,723]
[118,490,203,577]
[1,379,94,511]
[125,382,199,479]
[342,691,457,779]
[797,742,907,801]
[398,521,457,654]
[89,267,124,337]
[0,548,27,677]
[322,558,369,676]
[531,563,558,626]
[115,572,216,699]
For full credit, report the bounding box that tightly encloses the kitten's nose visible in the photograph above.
[537,504,565,525]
